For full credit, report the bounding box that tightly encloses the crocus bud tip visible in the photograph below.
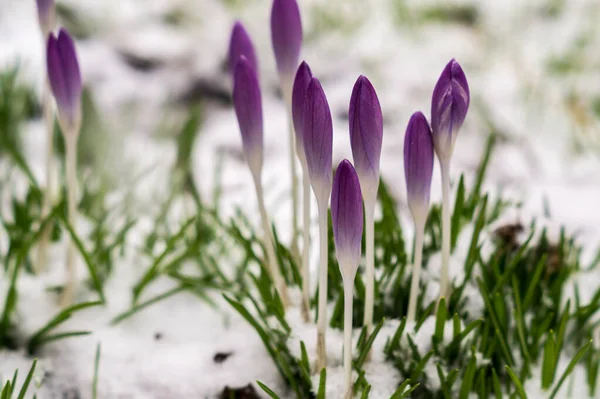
[291,61,313,158]
[229,21,258,78]
[271,0,303,80]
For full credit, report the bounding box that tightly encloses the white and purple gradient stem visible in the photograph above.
[282,81,300,264]
[61,132,79,307]
[343,275,355,399]
[407,218,425,323]
[253,175,290,307]
[301,169,311,322]
[363,198,375,336]
[439,159,451,303]
[316,197,329,371]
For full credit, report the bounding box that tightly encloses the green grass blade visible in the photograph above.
[256,381,281,399]
[505,365,527,399]
[549,340,592,399]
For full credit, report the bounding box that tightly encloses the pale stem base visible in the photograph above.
[440,161,451,303]
[253,175,290,307]
[316,200,329,371]
[284,96,300,266]
[301,169,311,322]
[363,201,375,361]
[60,134,79,307]
[35,79,55,274]
[407,220,425,323]
[343,276,355,399]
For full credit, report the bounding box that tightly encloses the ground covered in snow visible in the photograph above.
[1,0,600,398]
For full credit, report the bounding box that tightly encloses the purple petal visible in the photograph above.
[291,61,312,157]
[233,56,263,174]
[331,159,364,270]
[403,112,434,216]
[36,0,55,33]
[430,59,470,160]
[349,75,383,191]
[47,29,82,131]
[228,21,258,79]
[303,77,333,200]
[270,0,303,78]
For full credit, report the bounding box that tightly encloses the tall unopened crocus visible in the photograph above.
[271,0,303,260]
[47,28,82,306]
[36,0,56,37]
[303,76,333,370]
[403,111,434,322]
[331,160,363,398]
[233,57,290,307]
[228,21,258,78]
[430,59,470,303]
[348,75,382,340]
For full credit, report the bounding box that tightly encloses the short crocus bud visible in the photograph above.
[36,0,56,37]
[233,56,263,177]
[349,75,383,200]
[228,21,258,78]
[47,29,82,135]
[332,160,364,275]
[270,0,302,82]
[430,59,470,162]
[404,112,434,222]
[291,61,312,162]
[303,77,333,203]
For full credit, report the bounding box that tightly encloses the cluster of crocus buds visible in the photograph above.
[228,0,470,394]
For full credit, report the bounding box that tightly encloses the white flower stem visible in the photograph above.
[343,276,355,399]
[35,79,55,274]
[253,175,290,307]
[316,198,329,371]
[61,133,79,307]
[440,159,451,303]
[301,169,311,322]
[407,218,425,323]
[284,92,300,264]
[363,199,375,353]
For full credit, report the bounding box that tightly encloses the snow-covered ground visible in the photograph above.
[1,0,600,397]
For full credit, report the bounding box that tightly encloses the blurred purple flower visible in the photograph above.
[233,56,263,175]
[228,21,258,78]
[303,77,333,201]
[36,0,55,35]
[291,61,312,160]
[331,159,364,272]
[431,59,470,161]
[403,112,434,219]
[349,75,383,196]
[47,29,82,133]
[270,0,302,79]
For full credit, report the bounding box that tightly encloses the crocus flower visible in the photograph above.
[36,0,56,36]
[233,56,263,177]
[403,111,434,221]
[430,59,470,162]
[332,160,364,275]
[349,75,383,199]
[303,77,333,202]
[291,61,312,162]
[47,29,82,135]
[228,21,258,78]
[270,0,303,81]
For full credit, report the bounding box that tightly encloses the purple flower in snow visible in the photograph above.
[291,61,312,161]
[431,59,470,161]
[404,112,434,220]
[331,160,364,273]
[270,0,302,79]
[233,56,263,176]
[303,77,333,201]
[228,21,258,78]
[47,29,82,134]
[349,75,383,197]
[36,0,56,36]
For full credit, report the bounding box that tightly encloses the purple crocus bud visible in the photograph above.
[303,77,333,203]
[36,0,56,36]
[291,61,312,162]
[47,29,82,135]
[228,21,258,78]
[270,0,302,83]
[430,59,470,162]
[403,112,434,222]
[349,75,383,200]
[332,160,364,275]
[233,56,263,177]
